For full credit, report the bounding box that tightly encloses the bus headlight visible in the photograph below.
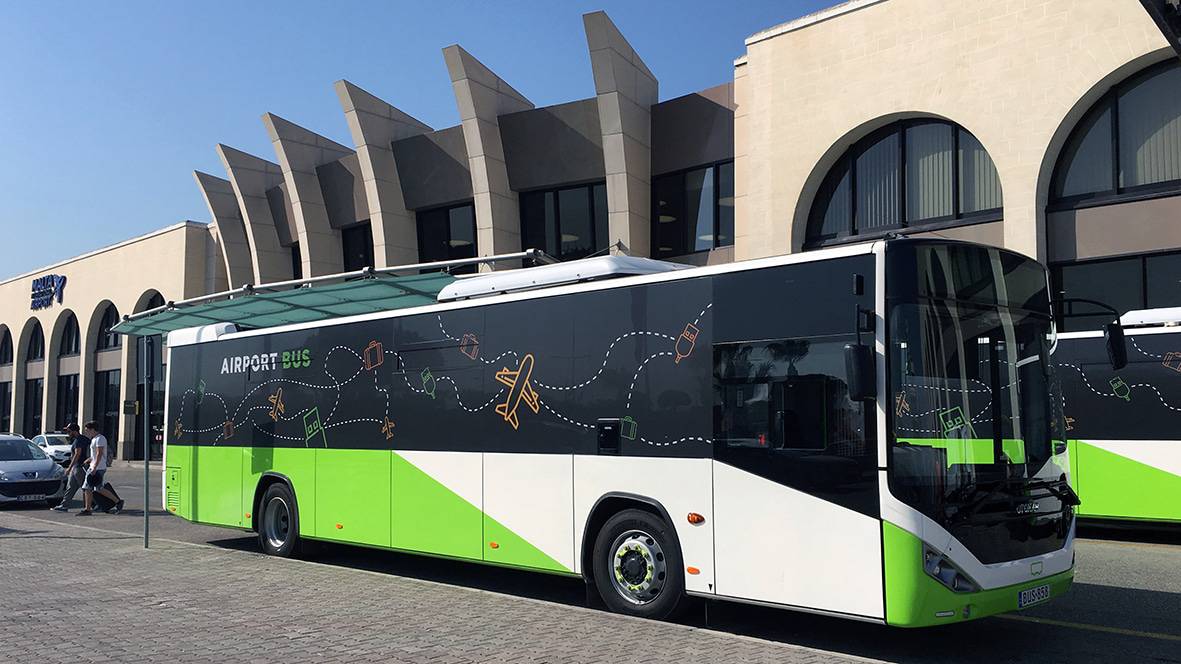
[924,548,980,594]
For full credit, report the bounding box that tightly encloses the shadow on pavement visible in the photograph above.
[196,533,1179,664]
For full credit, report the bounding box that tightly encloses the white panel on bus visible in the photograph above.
[573,456,715,593]
[713,462,884,619]
[397,450,483,509]
[483,453,575,570]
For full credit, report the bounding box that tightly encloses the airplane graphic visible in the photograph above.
[494,353,540,430]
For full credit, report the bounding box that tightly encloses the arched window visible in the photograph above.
[0,329,11,365]
[145,293,165,311]
[59,314,80,357]
[26,322,44,361]
[1051,60,1181,208]
[806,119,1002,248]
[96,305,121,351]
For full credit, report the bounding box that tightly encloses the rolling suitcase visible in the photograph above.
[93,482,122,512]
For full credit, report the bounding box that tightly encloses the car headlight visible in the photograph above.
[0,470,7,481]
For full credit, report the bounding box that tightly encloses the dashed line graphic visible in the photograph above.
[181,302,715,448]
[534,331,676,391]
[626,351,677,410]
[1130,336,1163,359]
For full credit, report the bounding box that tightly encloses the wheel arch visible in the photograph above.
[251,471,296,533]
[579,492,678,581]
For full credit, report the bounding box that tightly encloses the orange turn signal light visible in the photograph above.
[335,523,343,530]
[245,512,251,519]
[686,566,700,575]
[489,541,500,549]
[687,512,705,525]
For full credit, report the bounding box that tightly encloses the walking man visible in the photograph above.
[50,423,88,512]
[77,421,123,516]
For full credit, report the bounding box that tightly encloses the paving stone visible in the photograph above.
[0,511,876,663]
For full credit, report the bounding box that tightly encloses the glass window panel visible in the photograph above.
[520,191,547,253]
[652,173,685,258]
[290,243,302,280]
[27,323,44,360]
[416,207,450,267]
[447,205,477,274]
[855,131,901,229]
[1146,252,1181,309]
[341,222,374,271]
[717,162,734,247]
[0,381,10,432]
[592,183,609,254]
[1118,64,1181,188]
[1054,104,1114,198]
[685,167,716,252]
[959,129,1003,213]
[1056,258,1142,332]
[558,186,593,259]
[905,123,954,222]
[0,332,10,365]
[810,161,851,239]
[24,377,43,438]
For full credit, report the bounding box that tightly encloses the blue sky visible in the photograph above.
[0,0,831,280]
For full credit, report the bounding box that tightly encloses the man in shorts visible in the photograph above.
[77,421,122,515]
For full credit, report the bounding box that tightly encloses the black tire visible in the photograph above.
[591,508,685,620]
[257,483,300,557]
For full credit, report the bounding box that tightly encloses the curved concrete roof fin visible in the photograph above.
[193,170,254,288]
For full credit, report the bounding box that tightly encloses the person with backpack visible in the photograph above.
[50,423,89,512]
[76,421,123,516]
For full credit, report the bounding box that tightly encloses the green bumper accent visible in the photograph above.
[883,522,1073,627]
[1069,440,1181,523]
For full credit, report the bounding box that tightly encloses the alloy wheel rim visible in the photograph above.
[609,529,667,605]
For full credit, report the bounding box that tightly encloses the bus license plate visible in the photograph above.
[17,494,45,502]
[1018,584,1051,608]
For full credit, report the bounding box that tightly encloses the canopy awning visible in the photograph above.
[113,272,454,337]
[112,250,555,338]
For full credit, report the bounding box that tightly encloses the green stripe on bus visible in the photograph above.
[897,438,1027,467]
[1070,440,1181,523]
[167,445,569,573]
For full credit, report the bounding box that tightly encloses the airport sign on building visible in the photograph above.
[30,274,66,310]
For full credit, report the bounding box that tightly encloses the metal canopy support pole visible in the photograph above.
[142,334,153,549]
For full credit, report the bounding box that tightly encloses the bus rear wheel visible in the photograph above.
[258,483,300,557]
[592,509,685,619]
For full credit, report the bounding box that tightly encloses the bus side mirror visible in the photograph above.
[844,343,876,402]
[1104,322,1127,371]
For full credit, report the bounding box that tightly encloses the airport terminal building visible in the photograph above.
[1,0,1178,459]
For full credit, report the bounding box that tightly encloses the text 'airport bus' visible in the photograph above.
[123,238,1078,627]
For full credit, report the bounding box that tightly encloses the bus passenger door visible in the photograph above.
[483,453,574,572]
[711,339,884,619]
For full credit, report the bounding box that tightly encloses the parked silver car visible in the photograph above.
[0,435,66,507]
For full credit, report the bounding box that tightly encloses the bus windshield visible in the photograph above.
[886,242,1070,564]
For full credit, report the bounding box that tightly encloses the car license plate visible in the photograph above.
[1018,584,1051,608]
[17,494,45,502]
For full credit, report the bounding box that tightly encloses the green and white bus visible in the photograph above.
[1054,308,1181,525]
[138,238,1079,627]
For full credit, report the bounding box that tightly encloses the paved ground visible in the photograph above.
[2,465,1180,663]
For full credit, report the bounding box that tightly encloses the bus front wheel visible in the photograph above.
[258,482,300,557]
[592,509,685,619]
